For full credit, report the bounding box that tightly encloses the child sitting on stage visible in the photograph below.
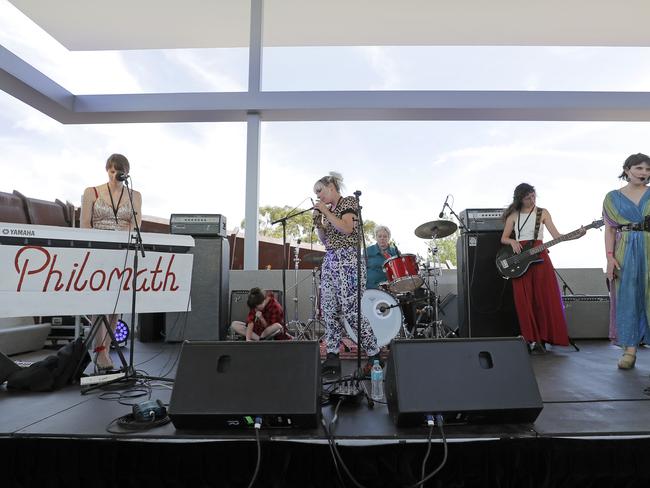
[230,288,292,341]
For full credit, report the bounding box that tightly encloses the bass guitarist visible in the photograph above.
[500,183,585,350]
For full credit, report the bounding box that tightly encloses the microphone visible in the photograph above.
[439,195,449,218]
[116,172,129,182]
[378,303,397,313]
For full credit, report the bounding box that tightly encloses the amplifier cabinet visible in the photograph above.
[165,237,229,342]
[170,213,227,237]
[456,232,519,338]
[459,208,506,233]
[562,295,610,339]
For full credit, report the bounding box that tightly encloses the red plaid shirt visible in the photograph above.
[246,294,285,333]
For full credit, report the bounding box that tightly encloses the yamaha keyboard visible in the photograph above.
[0,223,192,253]
[0,223,194,318]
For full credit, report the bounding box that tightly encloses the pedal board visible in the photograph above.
[329,380,364,403]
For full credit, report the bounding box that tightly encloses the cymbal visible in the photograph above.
[414,220,458,239]
[303,252,324,265]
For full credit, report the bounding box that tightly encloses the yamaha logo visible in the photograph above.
[7,229,36,236]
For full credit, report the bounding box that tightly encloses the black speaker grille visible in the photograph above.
[457,232,519,337]
[169,341,321,429]
[385,338,542,426]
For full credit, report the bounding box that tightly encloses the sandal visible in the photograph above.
[94,346,115,373]
[618,352,636,370]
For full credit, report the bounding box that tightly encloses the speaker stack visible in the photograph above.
[165,215,230,342]
[456,209,519,338]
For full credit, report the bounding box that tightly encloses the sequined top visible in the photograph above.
[91,189,133,231]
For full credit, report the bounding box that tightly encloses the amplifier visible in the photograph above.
[459,208,506,233]
[170,214,227,237]
[562,294,610,339]
[562,294,609,303]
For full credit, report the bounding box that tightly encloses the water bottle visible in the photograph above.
[370,360,384,401]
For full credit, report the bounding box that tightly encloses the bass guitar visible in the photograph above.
[495,219,604,279]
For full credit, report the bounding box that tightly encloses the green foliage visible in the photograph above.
[241,205,377,243]
[427,232,458,267]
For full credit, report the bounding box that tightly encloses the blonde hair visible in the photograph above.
[314,171,344,193]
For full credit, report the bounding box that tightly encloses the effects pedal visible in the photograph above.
[329,380,363,403]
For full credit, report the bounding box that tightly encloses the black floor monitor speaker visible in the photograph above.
[169,341,321,429]
[165,236,229,342]
[456,232,520,337]
[385,338,542,427]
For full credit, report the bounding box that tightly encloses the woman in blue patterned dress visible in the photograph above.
[603,153,650,369]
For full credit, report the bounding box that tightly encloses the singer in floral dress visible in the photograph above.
[80,153,142,371]
[313,172,380,375]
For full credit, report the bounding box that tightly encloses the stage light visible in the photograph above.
[114,319,129,344]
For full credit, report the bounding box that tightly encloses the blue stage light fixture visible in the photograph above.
[115,319,129,344]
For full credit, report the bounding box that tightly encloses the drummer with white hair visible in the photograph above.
[366,225,398,290]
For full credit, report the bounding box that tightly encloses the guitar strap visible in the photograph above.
[533,207,543,241]
[510,207,543,241]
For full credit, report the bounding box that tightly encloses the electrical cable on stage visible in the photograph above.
[407,414,448,488]
[105,412,171,434]
[246,417,263,488]
[323,398,370,488]
[420,420,435,486]
[321,399,349,488]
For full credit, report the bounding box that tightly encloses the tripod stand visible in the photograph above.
[306,267,325,341]
[271,206,316,321]
[286,241,312,340]
[80,314,129,374]
[417,239,456,339]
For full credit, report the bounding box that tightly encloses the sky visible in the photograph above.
[2,0,650,271]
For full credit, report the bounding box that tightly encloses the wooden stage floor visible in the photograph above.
[2,339,650,442]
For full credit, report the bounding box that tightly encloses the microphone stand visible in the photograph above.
[555,269,575,295]
[353,190,367,378]
[443,202,475,338]
[271,207,315,317]
[81,177,171,393]
[554,269,580,352]
[442,201,471,234]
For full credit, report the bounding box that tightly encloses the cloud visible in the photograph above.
[357,46,401,90]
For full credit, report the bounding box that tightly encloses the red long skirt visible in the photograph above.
[512,241,569,346]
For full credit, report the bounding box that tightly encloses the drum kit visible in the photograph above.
[287,218,459,348]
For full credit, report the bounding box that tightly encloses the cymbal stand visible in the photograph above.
[286,241,311,340]
[420,239,456,339]
[305,266,325,341]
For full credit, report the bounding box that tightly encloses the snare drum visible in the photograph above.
[343,289,403,348]
[383,254,424,293]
